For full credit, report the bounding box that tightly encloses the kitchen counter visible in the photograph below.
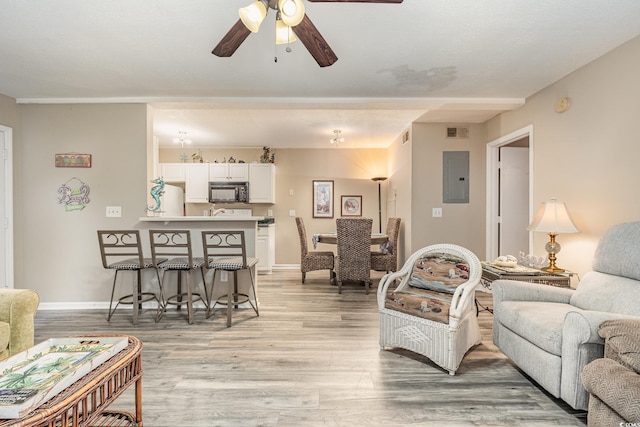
[138,215,264,222]
[137,215,263,305]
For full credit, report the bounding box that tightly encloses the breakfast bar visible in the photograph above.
[137,214,263,307]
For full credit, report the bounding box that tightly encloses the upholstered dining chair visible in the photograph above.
[336,218,374,294]
[371,217,401,273]
[295,217,335,284]
[202,230,259,327]
[97,230,164,324]
[149,230,208,324]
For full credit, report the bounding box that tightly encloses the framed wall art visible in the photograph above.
[312,180,334,218]
[55,153,92,168]
[341,195,362,217]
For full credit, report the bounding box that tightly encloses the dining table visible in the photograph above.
[312,232,389,249]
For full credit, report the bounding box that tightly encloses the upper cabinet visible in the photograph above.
[159,163,186,183]
[184,164,209,203]
[209,163,249,181]
[249,163,276,204]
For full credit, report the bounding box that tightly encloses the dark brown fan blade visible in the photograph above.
[212,19,252,57]
[307,0,402,3]
[292,15,338,67]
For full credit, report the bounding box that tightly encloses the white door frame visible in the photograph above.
[0,125,13,288]
[486,124,534,261]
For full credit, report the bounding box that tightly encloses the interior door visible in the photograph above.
[498,146,529,257]
[0,126,13,288]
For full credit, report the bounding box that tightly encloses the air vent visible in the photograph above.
[402,130,410,145]
[447,126,469,139]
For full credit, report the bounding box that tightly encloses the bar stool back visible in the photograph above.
[97,230,164,324]
[149,230,208,324]
[202,230,259,327]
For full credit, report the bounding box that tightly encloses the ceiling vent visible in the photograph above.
[402,130,410,145]
[447,126,469,139]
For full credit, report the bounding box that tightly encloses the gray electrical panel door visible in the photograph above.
[443,151,469,203]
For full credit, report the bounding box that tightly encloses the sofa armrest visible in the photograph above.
[492,279,574,308]
[560,310,640,410]
[0,289,40,356]
[582,358,640,423]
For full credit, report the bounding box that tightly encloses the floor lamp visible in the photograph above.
[371,177,387,233]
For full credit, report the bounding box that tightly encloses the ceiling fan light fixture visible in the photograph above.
[275,18,297,44]
[239,0,268,33]
[278,0,305,27]
[330,129,345,145]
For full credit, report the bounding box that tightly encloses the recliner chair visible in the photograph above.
[493,221,640,410]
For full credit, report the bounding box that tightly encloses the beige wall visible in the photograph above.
[19,103,149,302]
[160,147,389,265]
[486,35,640,277]
[406,123,487,257]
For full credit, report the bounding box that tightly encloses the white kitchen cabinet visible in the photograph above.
[184,163,209,203]
[249,163,276,204]
[209,163,248,181]
[256,224,275,274]
[159,163,186,182]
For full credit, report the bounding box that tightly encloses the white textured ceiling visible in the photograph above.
[2,1,640,148]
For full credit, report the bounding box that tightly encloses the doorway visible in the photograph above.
[0,126,13,288]
[486,125,533,261]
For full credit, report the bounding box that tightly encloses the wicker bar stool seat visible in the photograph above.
[149,230,209,324]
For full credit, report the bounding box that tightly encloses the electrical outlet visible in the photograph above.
[432,208,442,218]
[289,210,296,217]
[106,206,122,217]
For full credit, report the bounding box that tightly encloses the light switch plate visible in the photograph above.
[106,206,122,217]
[432,208,442,217]
[289,210,296,217]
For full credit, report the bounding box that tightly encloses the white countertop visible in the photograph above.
[139,216,264,222]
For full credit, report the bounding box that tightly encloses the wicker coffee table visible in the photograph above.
[0,335,143,427]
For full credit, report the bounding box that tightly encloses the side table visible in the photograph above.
[476,263,573,315]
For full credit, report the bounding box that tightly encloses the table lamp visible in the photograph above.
[527,198,578,273]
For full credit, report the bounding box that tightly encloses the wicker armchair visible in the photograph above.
[377,244,482,375]
[295,217,334,284]
[336,218,373,294]
[371,217,401,273]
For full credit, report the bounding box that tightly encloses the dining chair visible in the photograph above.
[371,217,401,273]
[335,218,374,294]
[201,230,259,327]
[295,217,335,284]
[149,230,208,324]
[97,230,164,324]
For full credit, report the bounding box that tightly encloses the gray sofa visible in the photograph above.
[492,221,640,410]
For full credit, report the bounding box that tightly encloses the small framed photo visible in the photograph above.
[312,180,334,218]
[341,195,362,217]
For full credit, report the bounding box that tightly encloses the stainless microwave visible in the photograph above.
[208,182,249,203]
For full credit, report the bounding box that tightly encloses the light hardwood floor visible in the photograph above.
[34,270,587,426]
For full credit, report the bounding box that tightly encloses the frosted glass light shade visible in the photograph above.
[275,19,297,44]
[239,1,268,33]
[527,198,579,234]
[278,0,305,27]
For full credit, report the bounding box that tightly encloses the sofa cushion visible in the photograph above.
[592,221,640,281]
[0,322,9,352]
[405,252,469,294]
[496,301,581,355]
[570,271,640,316]
[385,287,452,324]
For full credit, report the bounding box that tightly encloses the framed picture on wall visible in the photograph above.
[312,180,334,218]
[341,195,362,217]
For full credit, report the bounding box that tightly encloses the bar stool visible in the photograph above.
[149,230,208,324]
[202,230,259,327]
[97,230,165,324]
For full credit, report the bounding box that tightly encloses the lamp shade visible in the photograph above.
[527,198,579,234]
[239,0,268,33]
[278,0,305,27]
[275,19,297,44]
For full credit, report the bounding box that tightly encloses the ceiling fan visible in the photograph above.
[212,0,403,67]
